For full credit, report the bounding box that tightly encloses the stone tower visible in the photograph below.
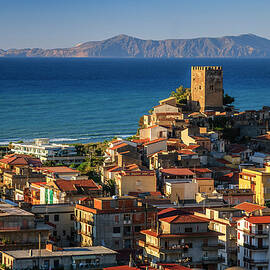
[191,66,223,111]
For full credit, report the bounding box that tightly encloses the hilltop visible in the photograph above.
[1,34,270,58]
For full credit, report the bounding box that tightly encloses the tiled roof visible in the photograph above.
[144,138,167,146]
[109,143,128,150]
[185,145,200,150]
[131,139,150,144]
[37,166,80,174]
[245,216,270,224]
[54,179,101,192]
[0,155,42,167]
[234,202,265,213]
[160,214,209,224]
[177,149,195,155]
[160,168,194,176]
[190,168,212,173]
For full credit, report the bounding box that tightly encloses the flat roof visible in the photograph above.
[2,246,117,259]
[0,203,33,217]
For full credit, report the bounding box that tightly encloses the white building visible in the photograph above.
[237,216,270,270]
[12,138,85,165]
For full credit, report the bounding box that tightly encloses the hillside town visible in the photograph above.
[1,66,270,270]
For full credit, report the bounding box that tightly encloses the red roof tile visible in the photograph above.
[160,168,194,176]
[144,138,167,146]
[190,168,212,173]
[105,266,140,270]
[0,155,42,167]
[110,143,128,150]
[245,216,270,224]
[234,202,265,213]
[37,166,80,174]
[54,179,101,192]
[160,214,209,224]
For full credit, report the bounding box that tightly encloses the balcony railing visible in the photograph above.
[244,243,269,250]
[78,230,92,237]
[244,257,269,265]
[76,217,94,225]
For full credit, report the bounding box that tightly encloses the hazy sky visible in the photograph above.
[1,0,270,49]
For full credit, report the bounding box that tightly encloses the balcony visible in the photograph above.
[243,243,269,250]
[78,230,92,237]
[76,217,94,225]
[202,256,223,264]
[244,257,269,265]
[161,244,189,253]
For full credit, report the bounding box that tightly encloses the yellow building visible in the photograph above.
[114,170,156,196]
[239,163,270,206]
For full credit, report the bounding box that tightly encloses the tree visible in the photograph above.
[170,85,191,105]
[223,93,235,105]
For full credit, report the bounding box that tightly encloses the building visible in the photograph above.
[0,202,51,251]
[190,66,223,112]
[140,125,169,141]
[30,179,102,204]
[237,216,270,269]
[139,212,221,269]
[1,244,117,270]
[239,162,270,205]
[11,138,85,165]
[34,166,81,182]
[74,196,156,253]
[198,207,243,269]
[31,203,75,247]
[114,170,156,196]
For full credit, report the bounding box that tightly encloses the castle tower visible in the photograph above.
[191,66,223,111]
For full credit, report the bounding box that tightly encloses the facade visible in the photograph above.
[114,170,156,196]
[74,196,156,251]
[200,208,243,269]
[237,216,270,270]
[31,203,75,247]
[144,139,168,157]
[190,66,223,112]
[139,213,221,269]
[0,203,51,251]
[239,163,270,205]
[29,179,102,205]
[1,244,117,270]
[11,138,85,165]
[140,125,169,141]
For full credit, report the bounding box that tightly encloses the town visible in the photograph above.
[1,66,270,270]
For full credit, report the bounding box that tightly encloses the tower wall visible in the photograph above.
[191,66,223,111]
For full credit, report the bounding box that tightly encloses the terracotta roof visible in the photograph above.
[36,166,80,174]
[245,216,270,224]
[185,145,200,150]
[107,166,121,172]
[131,139,150,144]
[54,179,101,192]
[190,168,212,173]
[0,155,42,167]
[161,168,194,176]
[158,208,178,216]
[144,138,167,146]
[146,125,159,129]
[109,143,128,150]
[234,202,265,213]
[177,149,195,155]
[160,214,209,224]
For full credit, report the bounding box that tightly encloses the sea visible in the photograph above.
[0,57,270,145]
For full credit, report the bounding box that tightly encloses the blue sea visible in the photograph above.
[0,58,270,145]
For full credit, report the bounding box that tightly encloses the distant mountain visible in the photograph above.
[1,34,270,58]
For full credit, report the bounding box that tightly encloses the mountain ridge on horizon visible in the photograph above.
[1,33,270,58]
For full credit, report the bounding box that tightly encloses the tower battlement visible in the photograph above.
[191,66,222,71]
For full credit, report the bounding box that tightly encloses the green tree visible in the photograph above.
[170,85,191,105]
[102,179,116,196]
[223,93,235,105]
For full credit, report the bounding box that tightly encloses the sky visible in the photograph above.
[0,0,270,49]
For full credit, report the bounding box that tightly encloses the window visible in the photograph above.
[124,239,131,248]
[114,240,120,249]
[124,226,131,236]
[113,227,121,234]
[185,227,192,233]
[70,214,74,221]
[63,230,66,236]
[114,215,119,224]
[124,214,131,222]
[134,226,141,232]
[54,215,59,222]
[54,260,59,268]
[44,215,49,222]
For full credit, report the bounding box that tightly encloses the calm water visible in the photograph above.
[0,58,270,144]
